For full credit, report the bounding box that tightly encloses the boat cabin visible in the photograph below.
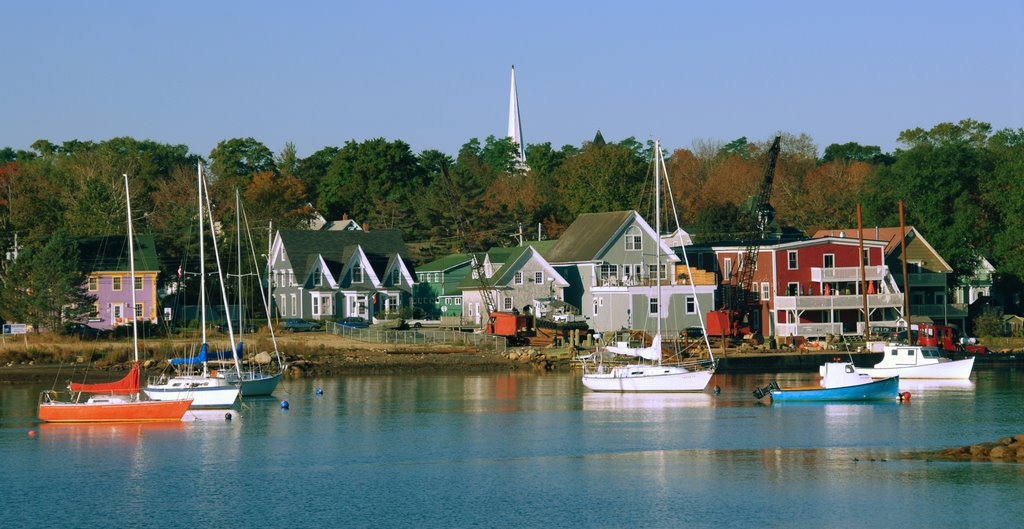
[820,362,875,389]
[878,345,948,368]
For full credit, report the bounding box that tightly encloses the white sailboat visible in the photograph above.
[581,141,716,392]
[145,164,241,408]
[222,188,285,396]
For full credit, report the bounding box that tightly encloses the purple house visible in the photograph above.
[77,235,161,330]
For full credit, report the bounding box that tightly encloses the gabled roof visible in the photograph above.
[76,235,160,273]
[545,211,635,263]
[276,229,408,278]
[811,226,952,271]
[417,253,473,273]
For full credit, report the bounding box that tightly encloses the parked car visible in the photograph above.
[217,321,259,334]
[280,319,322,332]
[62,322,111,340]
[336,316,369,328]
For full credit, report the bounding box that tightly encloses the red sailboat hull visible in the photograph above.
[38,399,193,423]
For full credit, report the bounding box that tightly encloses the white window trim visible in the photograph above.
[788,250,798,270]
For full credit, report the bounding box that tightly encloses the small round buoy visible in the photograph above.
[28,430,37,437]
[713,385,721,394]
[224,413,232,421]
[315,387,323,396]
[280,400,289,409]
[900,391,911,402]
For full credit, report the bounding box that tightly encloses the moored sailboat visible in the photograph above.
[145,164,240,408]
[222,189,284,396]
[580,140,716,392]
[39,175,193,422]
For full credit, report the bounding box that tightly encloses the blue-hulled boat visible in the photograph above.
[754,362,900,402]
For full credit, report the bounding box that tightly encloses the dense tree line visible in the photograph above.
[1,119,1023,329]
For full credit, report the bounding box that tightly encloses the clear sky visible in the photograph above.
[3,0,1021,159]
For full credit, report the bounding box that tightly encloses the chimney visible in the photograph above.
[342,213,349,221]
[362,223,369,232]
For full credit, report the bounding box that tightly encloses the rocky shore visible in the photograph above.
[915,435,1024,463]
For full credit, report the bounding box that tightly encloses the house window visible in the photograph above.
[685,296,696,314]
[89,303,100,320]
[280,294,286,316]
[135,303,143,319]
[352,264,363,283]
[135,277,143,290]
[314,269,322,286]
[433,272,440,283]
[503,296,513,311]
[724,258,733,280]
[761,283,770,301]
[88,277,98,291]
[514,271,524,285]
[323,296,332,316]
[289,271,296,286]
[908,261,923,273]
[290,294,297,316]
[593,299,598,316]
[113,276,122,291]
[534,271,544,284]
[751,282,760,302]
[823,254,835,269]
[649,296,659,315]
[599,264,619,284]
[391,269,400,284]
[625,227,642,251]
[787,282,799,296]
[312,296,320,316]
[788,251,798,270]
[455,298,462,306]
[862,249,870,267]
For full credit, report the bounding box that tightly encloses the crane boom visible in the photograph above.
[708,136,781,338]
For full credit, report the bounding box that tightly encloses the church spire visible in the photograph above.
[507,65,527,169]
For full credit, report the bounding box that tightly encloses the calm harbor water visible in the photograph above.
[2,368,1023,528]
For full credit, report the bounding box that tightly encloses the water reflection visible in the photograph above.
[38,421,186,440]
[898,379,975,394]
[582,392,713,411]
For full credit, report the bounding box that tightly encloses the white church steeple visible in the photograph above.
[507,65,527,169]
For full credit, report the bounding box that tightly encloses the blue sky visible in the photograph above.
[3,1,1021,158]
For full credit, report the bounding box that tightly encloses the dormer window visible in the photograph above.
[391,268,400,284]
[352,264,363,283]
[625,227,642,251]
[314,269,323,286]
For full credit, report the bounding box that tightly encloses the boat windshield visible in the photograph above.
[921,348,943,359]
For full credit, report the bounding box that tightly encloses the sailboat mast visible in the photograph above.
[198,163,207,345]
[655,140,662,365]
[124,174,139,364]
[236,188,243,341]
[201,170,243,377]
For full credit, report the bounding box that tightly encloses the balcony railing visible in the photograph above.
[894,272,947,288]
[911,303,968,318]
[775,322,843,337]
[774,293,904,311]
[810,265,888,283]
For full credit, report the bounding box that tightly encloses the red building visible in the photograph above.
[710,236,905,338]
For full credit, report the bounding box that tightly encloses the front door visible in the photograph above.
[112,304,123,325]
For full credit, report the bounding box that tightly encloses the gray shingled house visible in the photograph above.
[545,210,717,335]
[268,229,415,322]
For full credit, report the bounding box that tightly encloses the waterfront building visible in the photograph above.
[268,228,415,322]
[76,235,160,330]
